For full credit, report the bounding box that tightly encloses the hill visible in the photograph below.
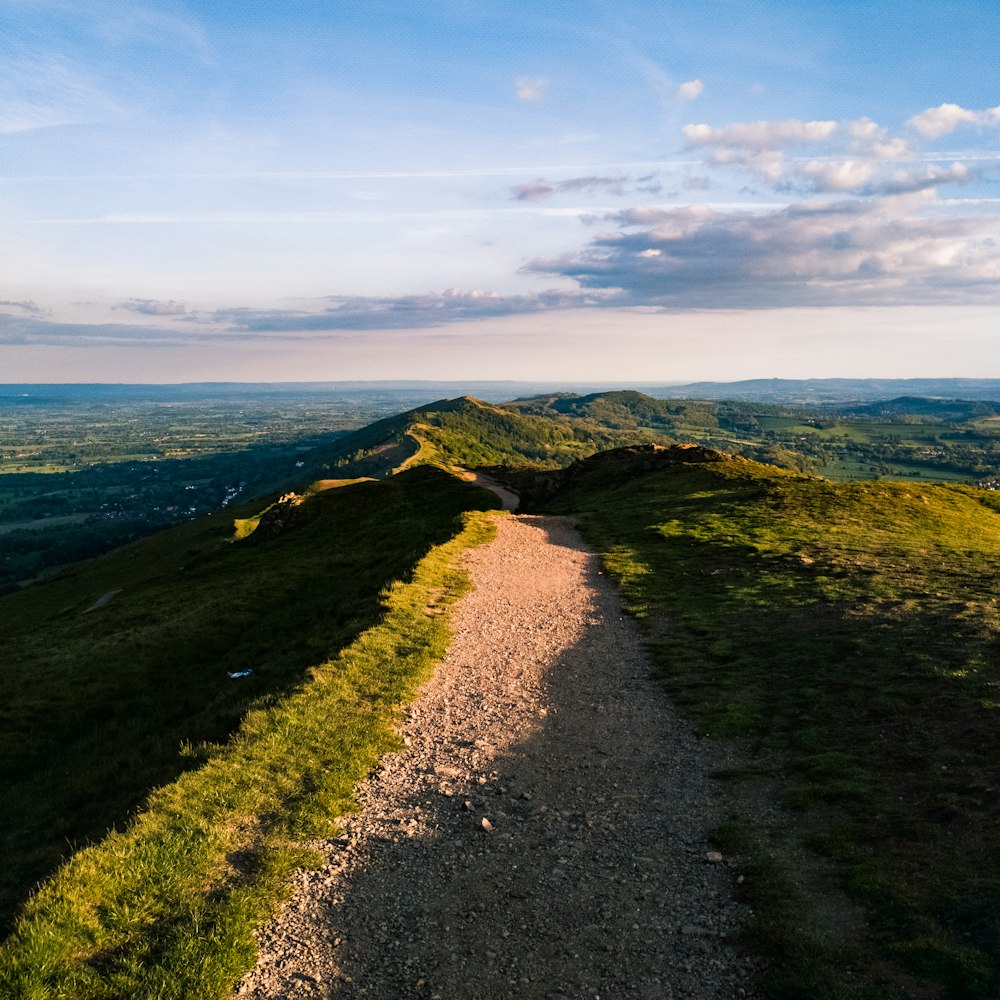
[304,394,659,479]
[0,466,500,937]
[512,445,1000,998]
[834,395,1000,422]
[4,400,1000,998]
[655,377,1000,405]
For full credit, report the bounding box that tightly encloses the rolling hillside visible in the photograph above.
[516,444,1000,998]
[302,394,659,479]
[0,467,500,936]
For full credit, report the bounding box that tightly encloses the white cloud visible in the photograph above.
[515,76,549,101]
[848,117,911,158]
[908,102,1000,138]
[883,162,970,194]
[677,79,703,102]
[802,159,875,192]
[683,112,980,194]
[684,118,838,152]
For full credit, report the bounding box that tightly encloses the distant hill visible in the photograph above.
[833,395,1000,421]
[306,394,661,478]
[653,377,1000,404]
[8,378,1000,407]
[306,388,1000,484]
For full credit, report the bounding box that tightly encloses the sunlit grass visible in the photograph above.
[545,451,1000,999]
[0,467,499,937]
[0,494,498,998]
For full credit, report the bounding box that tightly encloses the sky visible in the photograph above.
[2,0,999,383]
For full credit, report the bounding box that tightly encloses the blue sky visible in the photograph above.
[2,0,999,382]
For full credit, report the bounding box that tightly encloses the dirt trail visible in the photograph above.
[238,515,754,999]
[451,467,519,512]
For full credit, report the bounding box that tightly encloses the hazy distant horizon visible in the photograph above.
[7,377,1000,408]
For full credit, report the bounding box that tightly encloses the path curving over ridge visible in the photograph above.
[238,514,754,999]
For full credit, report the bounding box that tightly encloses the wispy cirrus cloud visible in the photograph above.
[91,5,213,63]
[0,2,212,134]
[515,75,549,101]
[0,50,127,134]
[510,175,629,201]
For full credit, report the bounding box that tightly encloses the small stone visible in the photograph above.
[706,851,724,864]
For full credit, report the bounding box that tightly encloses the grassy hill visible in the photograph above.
[0,466,500,940]
[302,394,658,479]
[520,445,1000,998]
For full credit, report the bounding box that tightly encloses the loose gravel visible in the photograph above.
[237,514,755,999]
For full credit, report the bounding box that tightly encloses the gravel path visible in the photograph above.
[238,514,755,999]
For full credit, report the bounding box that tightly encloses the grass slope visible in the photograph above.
[0,497,499,998]
[539,447,1000,999]
[0,467,499,937]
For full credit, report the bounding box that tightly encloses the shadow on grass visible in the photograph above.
[0,467,497,936]
[569,502,1000,998]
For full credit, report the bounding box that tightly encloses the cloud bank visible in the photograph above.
[527,191,1000,308]
[6,98,999,347]
[680,107,996,196]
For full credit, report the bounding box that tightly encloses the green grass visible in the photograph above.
[542,449,1000,999]
[0,475,499,998]
[0,466,499,938]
